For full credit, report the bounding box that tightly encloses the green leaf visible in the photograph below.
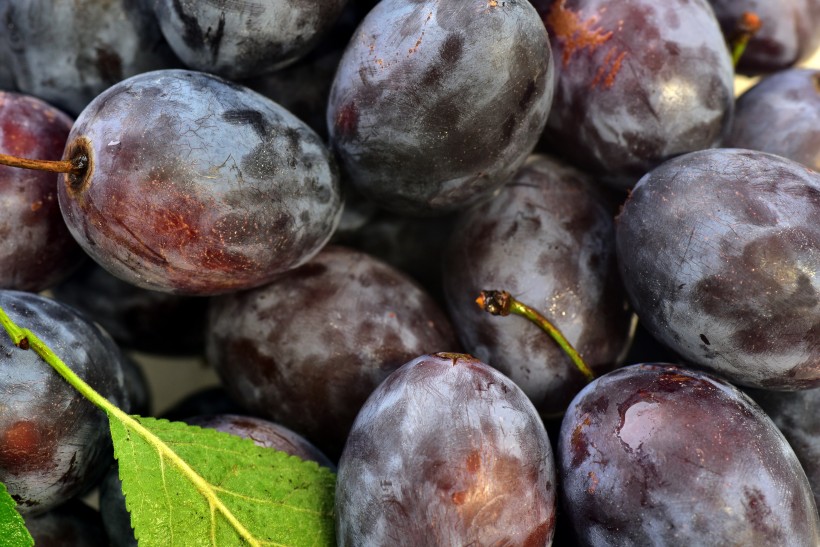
[112,416,336,547]
[0,305,336,547]
[0,482,33,547]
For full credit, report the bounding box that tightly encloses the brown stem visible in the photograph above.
[729,11,762,68]
[476,289,595,383]
[0,153,85,175]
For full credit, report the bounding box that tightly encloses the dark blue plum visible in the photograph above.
[207,245,458,459]
[726,68,820,171]
[0,290,128,515]
[154,0,348,80]
[327,0,554,215]
[616,148,820,389]
[560,364,820,545]
[336,353,557,546]
[747,387,820,509]
[533,0,734,188]
[0,0,179,115]
[23,500,108,547]
[52,262,208,356]
[443,154,632,416]
[58,69,342,296]
[708,0,820,76]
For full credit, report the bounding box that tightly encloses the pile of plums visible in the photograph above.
[0,0,818,545]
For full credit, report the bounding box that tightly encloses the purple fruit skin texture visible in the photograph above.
[726,68,820,171]
[560,364,820,545]
[0,291,128,515]
[0,0,179,115]
[708,0,820,76]
[747,387,820,509]
[533,0,734,188]
[58,69,342,296]
[327,0,554,215]
[207,245,458,458]
[336,353,556,546]
[617,149,820,390]
[0,92,85,292]
[154,0,348,80]
[183,414,335,470]
[443,154,632,416]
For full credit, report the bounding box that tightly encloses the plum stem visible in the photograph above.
[0,153,85,175]
[476,290,595,383]
[0,305,119,418]
[729,12,761,67]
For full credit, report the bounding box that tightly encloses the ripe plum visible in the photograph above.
[154,0,348,80]
[207,245,458,458]
[327,0,554,214]
[708,0,820,76]
[0,92,85,292]
[0,0,179,115]
[617,148,820,389]
[23,500,108,547]
[560,363,820,545]
[533,0,734,188]
[336,353,556,545]
[58,69,342,295]
[726,68,820,171]
[443,155,632,415]
[0,290,128,515]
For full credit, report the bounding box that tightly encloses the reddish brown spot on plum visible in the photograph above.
[466,450,481,473]
[587,470,599,494]
[570,414,591,467]
[0,421,51,471]
[544,0,626,88]
[451,490,467,505]
[334,102,359,139]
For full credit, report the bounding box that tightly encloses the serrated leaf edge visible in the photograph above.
[112,409,268,547]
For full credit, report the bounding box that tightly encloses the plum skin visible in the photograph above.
[616,148,820,389]
[336,353,556,546]
[327,0,554,214]
[57,69,342,296]
[0,91,85,292]
[0,290,128,515]
[443,154,632,416]
[559,363,820,545]
[207,245,458,459]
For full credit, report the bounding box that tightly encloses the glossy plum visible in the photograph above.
[708,0,820,76]
[0,291,128,515]
[154,0,348,80]
[207,245,458,458]
[0,92,85,292]
[559,363,820,545]
[336,353,556,546]
[58,69,342,295]
[443,155,632,416]
[0,0,178,115]
[327,0,554,214]
[726,68,820,171]
[533,0,734,188]
[617,148,820,389]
